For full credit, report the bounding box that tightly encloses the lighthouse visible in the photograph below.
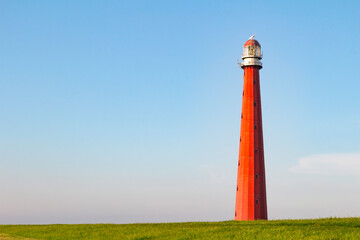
[235,36,267,220]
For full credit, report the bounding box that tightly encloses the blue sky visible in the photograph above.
[1,0,360,224]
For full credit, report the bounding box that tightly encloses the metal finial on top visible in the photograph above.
[249,35,255,40]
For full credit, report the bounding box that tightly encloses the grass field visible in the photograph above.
[0,217,359,240]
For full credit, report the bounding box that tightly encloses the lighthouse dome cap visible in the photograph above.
[244,39,261,47]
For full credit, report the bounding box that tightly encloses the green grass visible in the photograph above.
[0,218,359,240]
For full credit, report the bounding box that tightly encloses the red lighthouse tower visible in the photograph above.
[235,36,267,220]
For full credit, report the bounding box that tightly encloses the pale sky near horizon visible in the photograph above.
[1,0,360,224]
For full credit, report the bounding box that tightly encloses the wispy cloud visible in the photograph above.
[290,153,360,176]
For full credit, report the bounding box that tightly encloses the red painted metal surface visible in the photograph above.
[235,40,267,221]
[244,39,261,47]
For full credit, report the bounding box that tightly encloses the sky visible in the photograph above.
[1,0,360,224]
